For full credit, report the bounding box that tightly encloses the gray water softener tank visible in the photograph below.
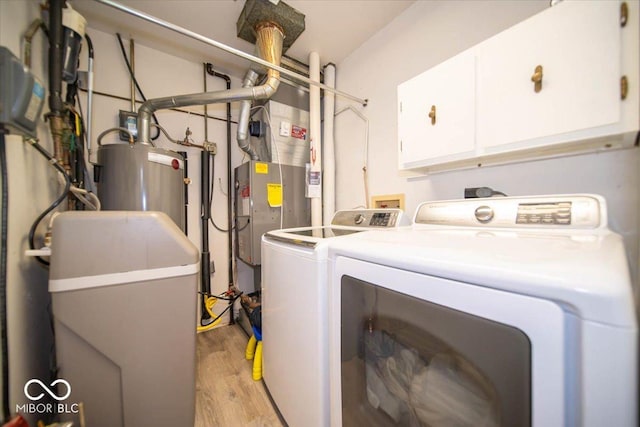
[96,143,186,231]
[48,211,199,427]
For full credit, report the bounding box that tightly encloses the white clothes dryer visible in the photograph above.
[327,195,637,427]
[261,209,409,427]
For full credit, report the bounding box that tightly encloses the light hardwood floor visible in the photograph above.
[195,324,285,427]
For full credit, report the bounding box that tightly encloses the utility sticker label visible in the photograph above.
[305,164,321,198]
[291,125,307,140]
[267,183,282,207]
[308,171,321,186]
[255,162,268,174]
[24,81,45,123]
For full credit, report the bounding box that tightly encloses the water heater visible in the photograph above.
[96,144,186,231]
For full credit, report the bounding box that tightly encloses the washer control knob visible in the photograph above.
[354,214,366,225]
[475,206,494,224]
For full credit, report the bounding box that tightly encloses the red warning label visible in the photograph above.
[291,125,307,140]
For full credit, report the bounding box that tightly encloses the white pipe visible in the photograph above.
[322,64,336,225]
[309,52,322,228]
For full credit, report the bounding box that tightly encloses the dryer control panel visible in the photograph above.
[414,194,606,229]
[331,209,408,228]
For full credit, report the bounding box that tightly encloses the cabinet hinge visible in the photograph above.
[621,2,628,27]
[621,76,628,100]
[400,102,403,113]
[400,140,403,152]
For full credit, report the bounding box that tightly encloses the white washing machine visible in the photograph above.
[327,195,637,427]
[261,209,409,427]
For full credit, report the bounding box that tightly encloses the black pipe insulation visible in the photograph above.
[84,33,94,58]
[200,151,212,324]
[65,84,82,208]
[1,131,11,422]
[178,151,188,236]
[200,65,211,324]
[78,33,99,195]
[205,64,234,325]
[48,0,64,115]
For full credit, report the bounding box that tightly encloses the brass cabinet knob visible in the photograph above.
[531,65,543,93]
[428,105,436,125]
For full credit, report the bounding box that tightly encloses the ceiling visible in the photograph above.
[72,0,415,77]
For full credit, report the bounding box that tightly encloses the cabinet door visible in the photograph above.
[398,52,475,169]
[476,0,621,150]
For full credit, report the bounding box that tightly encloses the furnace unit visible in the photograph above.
[235,160,309,266]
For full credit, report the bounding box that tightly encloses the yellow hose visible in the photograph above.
[196,295,223,333]
[252,341,263,381]
[245,335,257,360]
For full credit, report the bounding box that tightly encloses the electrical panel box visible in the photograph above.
[235,161,310,266]
[0,46,45,138]
[119,110,138,141]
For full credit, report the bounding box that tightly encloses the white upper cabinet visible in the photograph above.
[476,0,621,151]
[398,52,475,169]
[397,0,639,173]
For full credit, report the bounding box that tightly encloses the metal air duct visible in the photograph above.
[236,21,284,160]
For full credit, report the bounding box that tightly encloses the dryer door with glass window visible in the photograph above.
[331,257,566,427]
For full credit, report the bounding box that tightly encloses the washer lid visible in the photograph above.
[265,226,367,248]
[329,227,636,328]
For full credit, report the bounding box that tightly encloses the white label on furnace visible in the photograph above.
[279,120,291,137]
[242,198,250,216]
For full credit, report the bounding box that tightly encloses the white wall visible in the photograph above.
[334,0,640,294]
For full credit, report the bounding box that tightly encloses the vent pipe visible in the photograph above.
[136,22,284,146]
[236,22,283,159]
